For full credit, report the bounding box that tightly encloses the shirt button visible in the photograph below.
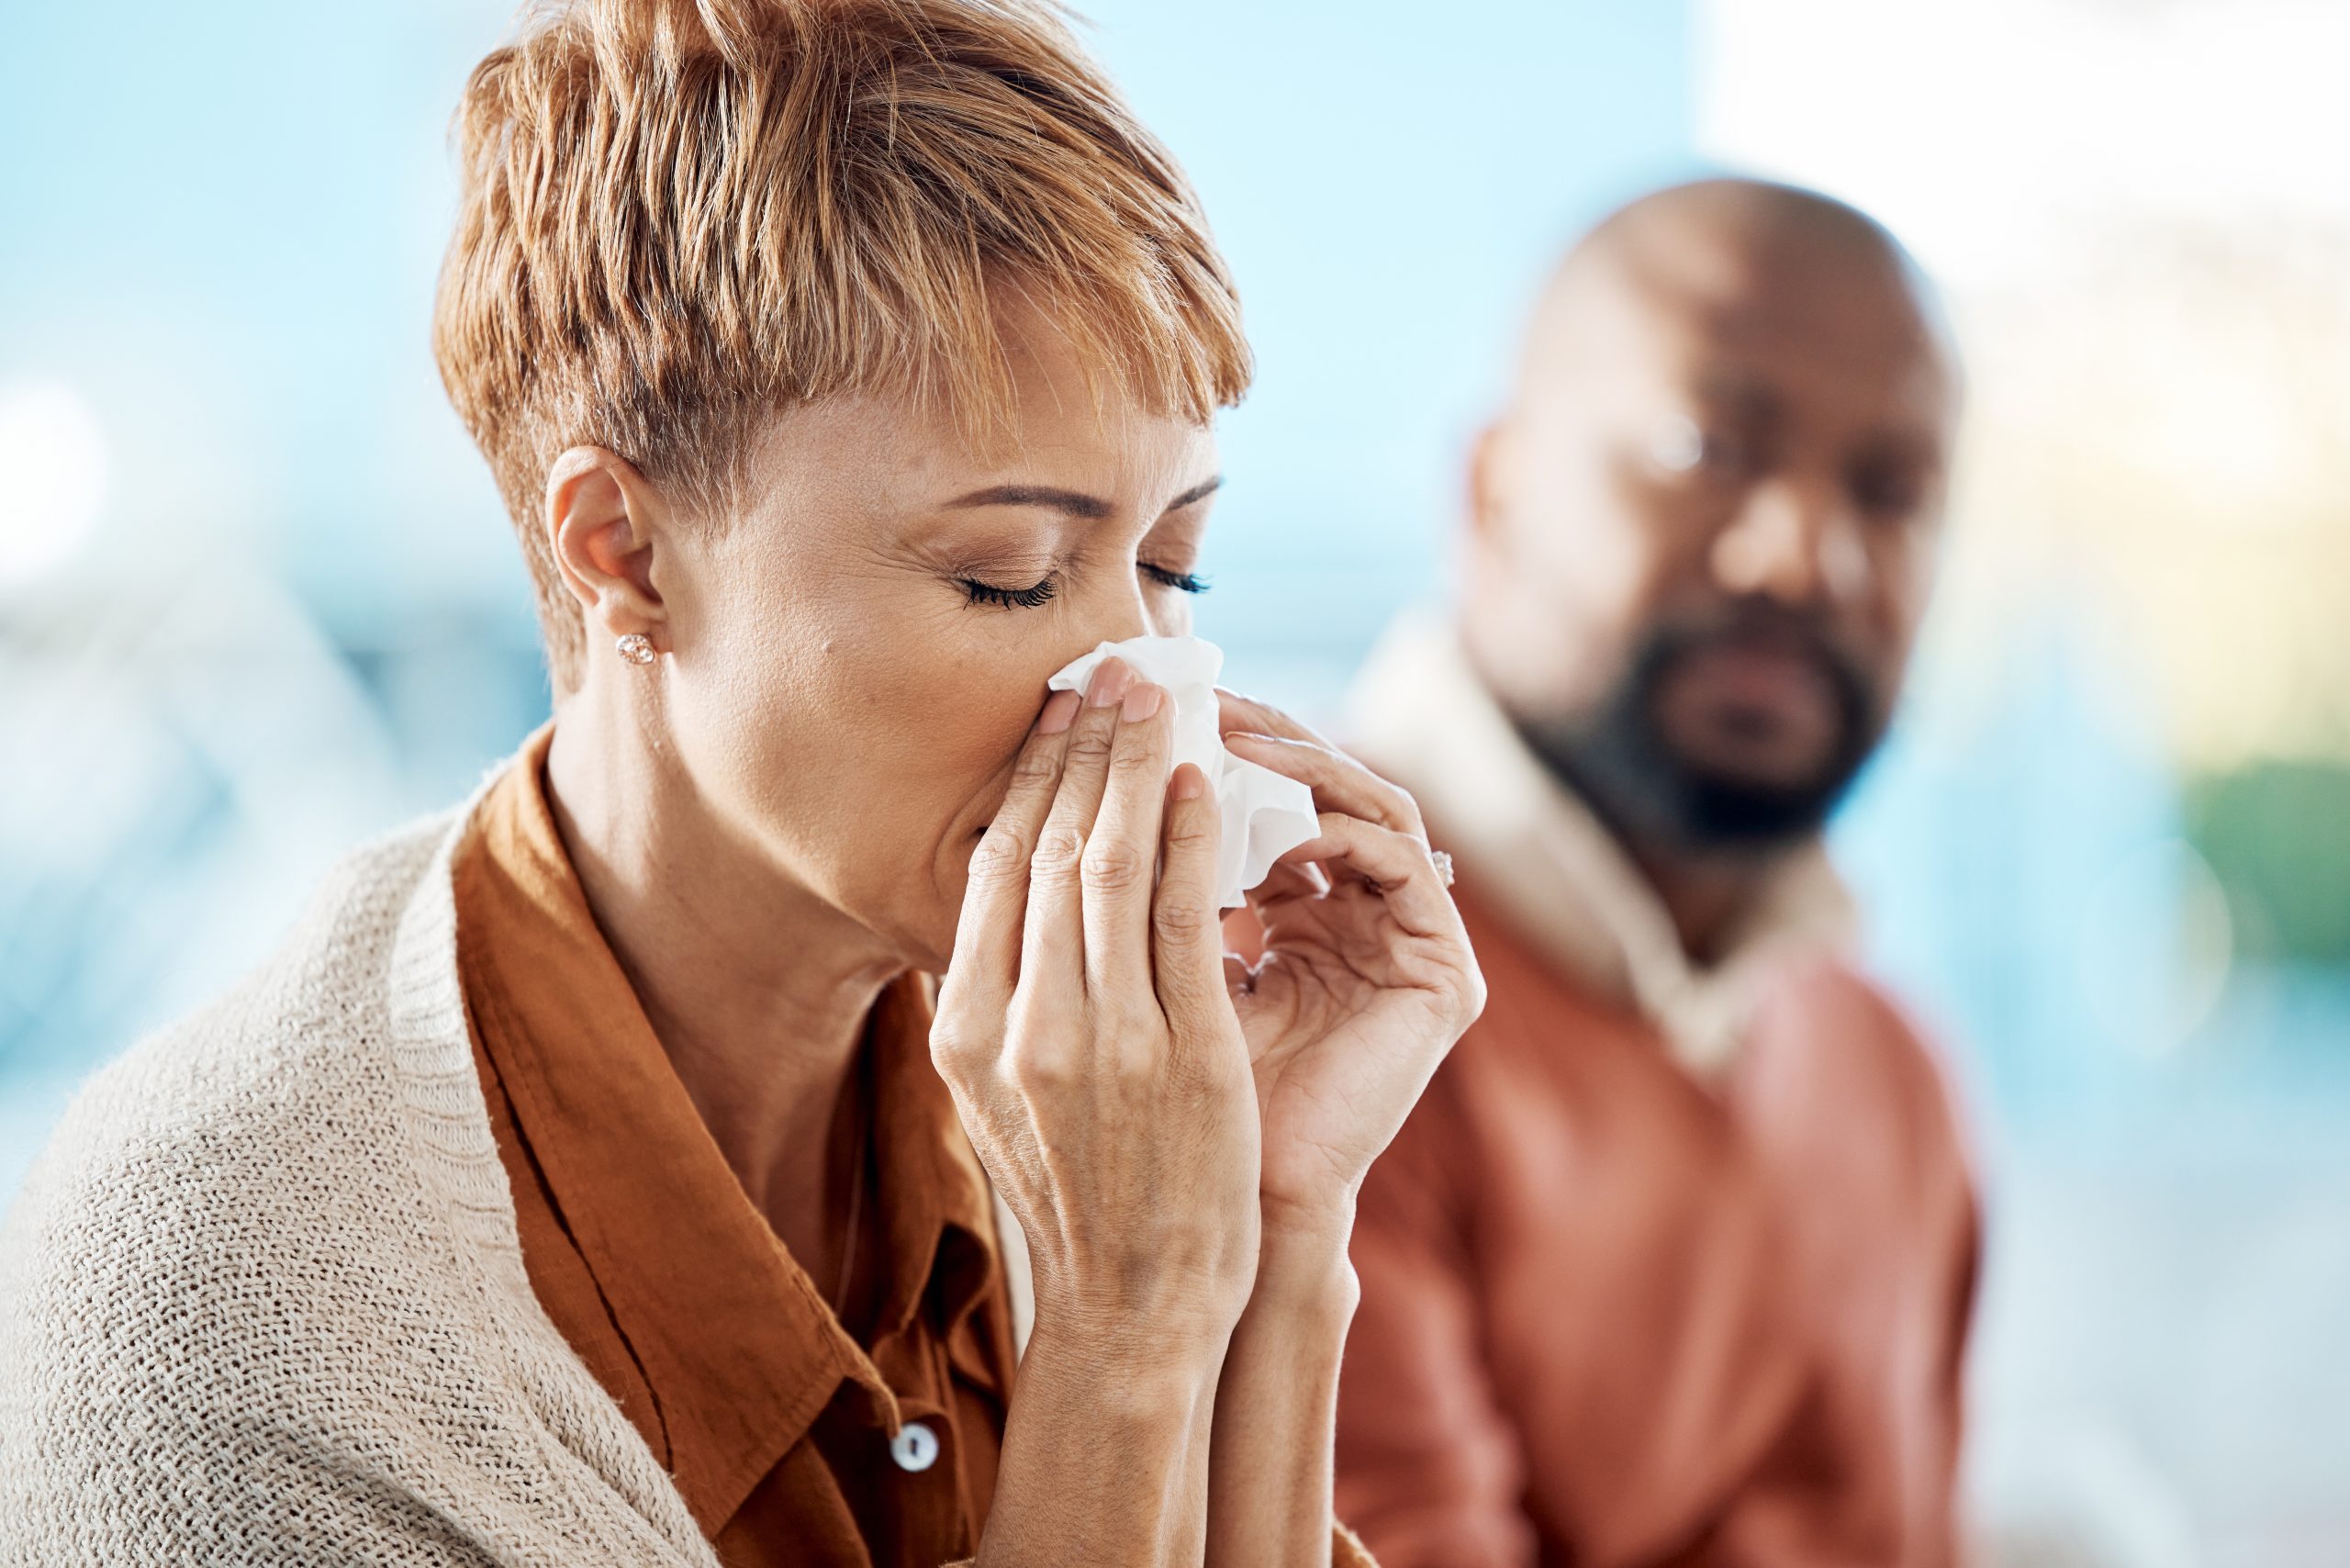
[890,1420,940,1473]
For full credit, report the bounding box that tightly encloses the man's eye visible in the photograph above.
[1648,414,1755,480]
[1649,414,1708,475]
[1851,459,1926,520]
[960,575,1058,609]
[1139,562,1210,594]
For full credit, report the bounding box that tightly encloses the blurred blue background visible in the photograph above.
[6,3,2347,1564]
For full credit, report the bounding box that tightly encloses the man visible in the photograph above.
[1333,179,1978,1566]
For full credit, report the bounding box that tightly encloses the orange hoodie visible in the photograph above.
[1332,618,1978,1567]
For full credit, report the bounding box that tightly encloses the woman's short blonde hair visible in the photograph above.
[432,0,1251,685]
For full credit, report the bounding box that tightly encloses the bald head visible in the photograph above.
[1567,178,1917,283]
[1464,177,1958,860]
[1522,178,1955,419]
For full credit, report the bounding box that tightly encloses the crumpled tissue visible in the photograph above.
[1046,634,1320,909]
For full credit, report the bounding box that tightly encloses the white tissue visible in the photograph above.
[1046,634,1320,909]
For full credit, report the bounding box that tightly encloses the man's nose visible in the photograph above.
[1708,475,1867,607]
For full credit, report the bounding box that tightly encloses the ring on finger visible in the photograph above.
[1430,848,1456,888]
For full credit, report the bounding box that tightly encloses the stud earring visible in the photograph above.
[615,633,656,666]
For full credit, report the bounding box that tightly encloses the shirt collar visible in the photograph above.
[455,722,999,1530]
[1342,612,1858,1074]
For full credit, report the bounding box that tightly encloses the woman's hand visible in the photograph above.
[932,656,1261,1363]
[931,662,1478,1568]
[1216,693,1486,1240]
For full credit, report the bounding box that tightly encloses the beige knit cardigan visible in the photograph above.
[0,799,731,1564]
[2,779,1383,1568]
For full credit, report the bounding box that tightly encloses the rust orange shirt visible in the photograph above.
[452,726,1017,1567]
[1335,886,1979,1568]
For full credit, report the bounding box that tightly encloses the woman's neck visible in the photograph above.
[543,705,904,1232]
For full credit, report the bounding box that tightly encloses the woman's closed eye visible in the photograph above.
[1140,562,1209,594]
[960,574,1058,609]
[958,561,1208,610]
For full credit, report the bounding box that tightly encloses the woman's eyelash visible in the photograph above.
[1140,562,1210,594]
[957,563,1205,609]
[960,575,1058,610]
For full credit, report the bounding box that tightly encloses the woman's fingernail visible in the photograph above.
[1037,689,1080,734]
[1087,658,1132,708]
[1169,763,1206,801]
[1121,681,1162,722]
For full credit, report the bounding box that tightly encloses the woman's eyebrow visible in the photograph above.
[942,475,1225,521]
[944,485,1113,521]
[1163,476,1225,515]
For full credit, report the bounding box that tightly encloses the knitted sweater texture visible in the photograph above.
[0,802,721,1565]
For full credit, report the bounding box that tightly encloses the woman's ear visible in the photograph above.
[545,446,669,652]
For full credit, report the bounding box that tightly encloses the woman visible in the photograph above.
[0,2,1482,1565]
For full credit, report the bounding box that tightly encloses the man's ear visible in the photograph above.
[1464,417,1510,547]
[545,446,668,653]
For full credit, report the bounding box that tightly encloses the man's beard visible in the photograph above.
[1512,606,1885,856]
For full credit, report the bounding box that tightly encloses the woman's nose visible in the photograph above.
[1086,587,1158,647]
